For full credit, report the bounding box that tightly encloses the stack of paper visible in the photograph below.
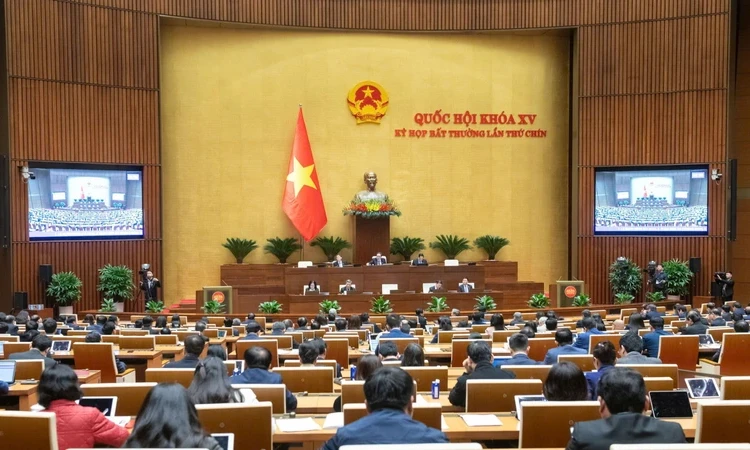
[275,417,322,432]
[460,414,503,427]
[323,412,344,429]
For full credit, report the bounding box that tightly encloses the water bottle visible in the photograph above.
[431,379,440,399]
[350,365,357,380]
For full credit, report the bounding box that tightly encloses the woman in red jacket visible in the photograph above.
[39,364,129,450]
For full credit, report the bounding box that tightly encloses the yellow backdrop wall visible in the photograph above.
[161,24,571,303]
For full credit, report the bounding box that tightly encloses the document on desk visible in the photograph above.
[323,412,344,429]
[276,417,322,432]
[460,414,502,427]
[415,394,427,404]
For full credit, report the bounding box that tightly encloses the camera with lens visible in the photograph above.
[138,263,151,279]
[714,271,726,280]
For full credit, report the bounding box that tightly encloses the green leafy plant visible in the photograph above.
[614,293,635,304]
[263,237,302,264]
[389,236,426,261]
[473,235,510,260]
[46,271,83,306]
[429,234,472,260]
[319,299,342,314]
[99,298,117,313]
[662,259,693,297]
[474,295,496,311]
[97,265,135,303]
[608,257,642,297]
[645,291,666,303]
[145,300,165,313]
[202,299,225,314]
[426,296,449,313]
[222,238,258,264]
[528,293,551,309]
[572,293,592,307]
[310,236,352,261]
[370,295,393,314]
[258,300,283,314]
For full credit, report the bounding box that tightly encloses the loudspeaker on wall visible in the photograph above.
[689,257,701,274]
[13,291,28,310]
[39,264,53,284]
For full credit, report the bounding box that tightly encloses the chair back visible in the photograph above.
[471,324,490,333]
[155,334,178,345]
[176,330,200,342]
[0,335,20,342]
[119,335,156,350]
[206,316,225,327]
[323,338,350,368]
[287,331,304,344]
[81,382,157,416]
[402,366,449,392]
[491,330,516,343]
[263,335,293,350]
[72,342,118,383]
[14,359,44,381]
[301,329,327,340]
[120,329,149,336]
[235,339,279,368]
[526,338,557,362]
[466,379,543,412]
[620,308,637,320]
[718,334,750,376]
[502,365,552,383]
[437,330,468,343]
[4,342,31,357]
[232,326,246,336]
[196,402,273,450]
[326,333,359,349]
[618,364,679,388]
[231,383,286,414]
[519,401,600,448]
[657,335,699,370]
[66,330,90,337]
[557,354,595,372]
[721,376,750,400]
[0,411,58,450]
[101,335,120,345]
[283,359,338,372]
[643,376,676,393]
[273,366,334,393]
[707,327,734,343]
[451,339,492,367]
[202,328,219,338]
[343,403,442,430]
[588,334,622,354]
[341,380,366,407]
[145,368,195,388]
[380,337,419,356]
[695,400,750,443]
[52,335,85,343]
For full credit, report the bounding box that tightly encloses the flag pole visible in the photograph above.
[300,234,305,261]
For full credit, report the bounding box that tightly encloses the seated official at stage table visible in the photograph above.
[331,254,346,268]
[305,280,320,295]
[230,346,297,412]
[458,277,473,293]
[339,279,356,294]
[449,341,515,407]
[428,280,445,293]
[411,253,428,266]
[368,252,387,266]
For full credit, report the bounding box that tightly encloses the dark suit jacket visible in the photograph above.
[369,256,387,265]
[710,318,727,327]
[331,260,346,268]
[141,278,161,300]
[230,367,297,412]
[363,321,382,334]
[417,316,427,329]
[584,364,615,399]
[497,353,538,367]
[411,259,428,266]
[458,284,473,293]
[543,344,587,365]
[717,277,734,298]
[682,322,709,335]
[567,412,686,450]
[448,361,515,407]
[653,272,668,293]
[642,329,672,357]
[339,286,356,294]
[163,354,201,369]
[573,329,604,350]
[7,325,18,336]
[428,286,445,293]
[322,408,448,450]
[9,349,57,369]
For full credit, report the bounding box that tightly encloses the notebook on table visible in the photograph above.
[649,390,693,418]
[685,378,720,398]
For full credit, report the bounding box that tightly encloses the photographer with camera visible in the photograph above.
[646,262,668,295]
[714,271,734,304]
[139,265,161,301]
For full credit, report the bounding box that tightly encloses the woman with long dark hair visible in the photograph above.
[187,356,253,404]
[401,343,425,367]
[543,361,589,401]
[348,314,362,330]
[124,383,222,449]
[485,313,506,337]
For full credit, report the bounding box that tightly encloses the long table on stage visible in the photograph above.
[286,292,503,315]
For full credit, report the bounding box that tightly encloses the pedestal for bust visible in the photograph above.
[353,216,390,265]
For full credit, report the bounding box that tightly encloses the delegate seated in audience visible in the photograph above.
[19,320,40,342]
[642,316,672,357]
[643,304,663,322]
[519,326,536,338]
[625,313,646,333]
[171,313,182,328]
[712,320,749,362]
[310,337,343,378]
[164,335,205,369]
[206,344,227,360]
[471,311,485,325]
[618,331,662,365]
[360,312,382,333]
[89,315,107,333]
[271,321,286,335]
[401,343,424,366]
[322,367,448,450]
[378,341,401,362]
[43,317,61,335]
[133,319,143,329]
[241,313,256,325]
[544,329,587,365]
[566,367,686,450]
[415,308,427,328]
[240,321,263,340]
[379,314,412,339]
[85,332,127,373]
[574,317,604,350]
[298,341,320,366]
[731,301,745,322]
[545,317,558,332]
[297,317,309,330]
[328,309,339,323]
[575,309,592,328]
[544,361,589,401]
[188,356,255,404]
[40,364,129,450]
[709,308,727,326]
[510,312,525,326]
[681,310,709,335]
[124,383,222,449]
[744,306,750,321]
[612,319,625,331]
[484,313,506,337]
[347,314,362,330]
[4,314,18,335]
[332,354,382,412]
[498,333,539,366]
[431,316,453,344]
[10,334,57,369]
[65,315,81,331]
[151,316,167,334]
[585,341,617,399]
[333,318,347,332]
[449,341,515,407]
[229,346,297,412]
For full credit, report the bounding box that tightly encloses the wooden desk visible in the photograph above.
[74,369,101,384]
[52,350,163,381]
[6,384,38,411]
[295,393,462,415]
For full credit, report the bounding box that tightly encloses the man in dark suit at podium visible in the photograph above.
[332,254,346,268]
[340,279,356,294]
[459,278,473,293]
[369,252,387,266]
[411,253,428,266]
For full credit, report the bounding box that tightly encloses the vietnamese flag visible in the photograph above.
[282,108,327,241]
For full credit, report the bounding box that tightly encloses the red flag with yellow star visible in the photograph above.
[283,109,327,241]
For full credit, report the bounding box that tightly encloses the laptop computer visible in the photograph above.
[0,360,16,385]
[698,334,715,346]
[649,390,693,418]
[79,396,118,416]
[52,340,71,352]
[685,378,720,398]
[217,330,227,339]
[514,394,546,421]
[212,433,235,450]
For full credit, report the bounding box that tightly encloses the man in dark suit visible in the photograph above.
[471,311,485,325]
[681,310,709,335]
[141,270,161,301]
[428,280,445,293]
[411,253,428,266]
[708,308,726,327]
[4,315,18,336]
[643,304,663,322]
[573,318,605,350]
[331,254,346,268]
[449,341,515,407]
[369,252,387,266]
[241,313,256,325]
[497,333,538,367]
[543,329,587,365]
[652,263,668,295]
[584,341,617,399]
[339,279,356,294]
[230,346,297,412]
[42,318,63,336]
[642,316,672,357]
[567,367,686,450]
[297,317,309,330]
[360,313,382,334]
[378,314,412,339]
[164,335,205,368]
[322,368,447,450]
[311,337,343,377]
[731,301,744,322]
[458,278,473,293]
[10,335,56,369]
[575,309,592,329]
[715,271,734,304]
[240,321,263,340]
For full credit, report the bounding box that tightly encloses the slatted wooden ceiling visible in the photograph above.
[3,0,731,310]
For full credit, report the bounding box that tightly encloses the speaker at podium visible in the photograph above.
[556,280,585,307]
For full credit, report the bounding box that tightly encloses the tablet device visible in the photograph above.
[514,394,546,421]
[685,378,720,398]
[212,433,234,450]
[0,360,16,384]
[234,360,244,372]
[52,340,71,352]
[79,396,118,416]
[698,334,715,345]
[649,390,693,418]
[217,330,227,339]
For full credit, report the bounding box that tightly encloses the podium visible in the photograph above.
[197,286,233,314]
[556,280,585,307]
[353,216,390,265]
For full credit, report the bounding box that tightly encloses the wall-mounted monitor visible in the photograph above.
[27,164,144,240]
[594,166,708,236]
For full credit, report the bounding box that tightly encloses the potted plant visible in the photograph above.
[145,300,165,313]
[572,293,592,307]
[528,293,550,309]
[97,265,135,312]
[426,296,449,313]
[202,299,225,314]
[614,293,635,304]
[371,296,393,314]
[389,236,425,262]
[473,235,510,260]
[222,238,258,264]
[258,300,283,314]
[662,259,693,300]
[319,299,342,314]
[263,237,302,264]
[99,298,117,313]
[474,295,497,311]
[310,236,352,262]
[429,234,472,260]
[46,271,82,315]
[645,291,666,303]
[608,257,642,300]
